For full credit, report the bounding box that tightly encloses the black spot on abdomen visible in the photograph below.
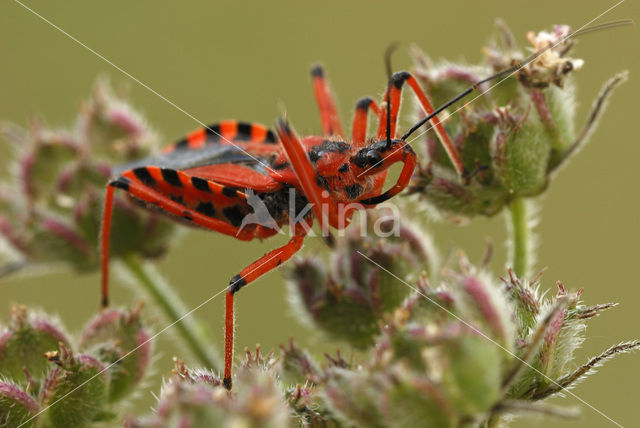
[223,206,244,227]
[196,201,216,217]
[222,187,239,198]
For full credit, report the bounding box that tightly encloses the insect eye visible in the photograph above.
[366,150,382,166]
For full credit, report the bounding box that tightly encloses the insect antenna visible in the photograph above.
[384,43,398,149]
[401,19,633,141]
[571,19,633,37]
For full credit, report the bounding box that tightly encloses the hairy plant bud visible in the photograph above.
[0,381,39,428]
[131,351,289,428]
[287,209,434,348]
[323,368,389,428]
[438,329,502,415]
[490,106,549,196]
[526,284,587,391]
[39,345,110,427]
[384,366,458,428]
[0,305,70,386]
[278,338,320,385]
[78,79,156,162]
[0,80,174,274]
[454,272,516,350]
[79,304,151,402]
[410,22,626,219]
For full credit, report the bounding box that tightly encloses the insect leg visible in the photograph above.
[352,96,380,147]
[377,72,465,179]
[100,184,116,308]
[275,119,341,230]
[223,221,310,389]
[358,142,417,205]
[310,65,344,138]
[100,173,258,308]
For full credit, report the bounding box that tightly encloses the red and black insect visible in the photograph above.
[100,43,562,389]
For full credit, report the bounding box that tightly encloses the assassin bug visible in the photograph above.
[100,63,462,389]
[100,21,624,389]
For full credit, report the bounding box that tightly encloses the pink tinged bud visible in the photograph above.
[461,276,510,345]
[0,381,39,427]
[323,369,388,427]
[16,128,80,203]
[142,353,289,427]
[386,372,458,427]
[530,89,557,133]
[107,107,145,137]
[0,215,28,254]
[172,358,222,388]
[540,307,566,369]
[441,67,480,84]
[18,151,37,200]
[279,339,320,385]
[79,306,151,402]
[40,217,91,255]
[0,306,70,384]
[39,350,110,428]
[54,166,75,194]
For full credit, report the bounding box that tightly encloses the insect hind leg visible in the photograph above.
[310,65,344,138]
[223,221,309,390]
[100,170,261,309]
[100,180,124,308]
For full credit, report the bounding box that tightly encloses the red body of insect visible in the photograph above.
[100,65,465,390]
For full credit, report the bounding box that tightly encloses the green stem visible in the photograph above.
[508,197,530,278]
[485,413,501,428]
[121,254,220,370]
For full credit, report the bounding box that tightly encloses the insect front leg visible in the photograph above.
[223,221,310,390]
[275,119,341,230]
[310,65,344,138]
[358,142,418,205]
[378,71,465,179]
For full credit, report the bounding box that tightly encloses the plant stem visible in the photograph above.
[485,413,501,428]
[121,254,220,370]
[508,197,530,278]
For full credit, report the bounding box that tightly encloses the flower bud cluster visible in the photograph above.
[0,81,174,273]
[409,23,627,218]
[283,216,638,426]
[287,208,437,348]
[0,304,151,427]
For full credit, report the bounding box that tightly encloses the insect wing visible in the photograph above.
[113,121,280,177]
[113,144,265,176]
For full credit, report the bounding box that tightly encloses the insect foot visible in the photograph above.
[409,22,628,220]
[126,352,290,428]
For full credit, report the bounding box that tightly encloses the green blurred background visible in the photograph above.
[1,1,638,426]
